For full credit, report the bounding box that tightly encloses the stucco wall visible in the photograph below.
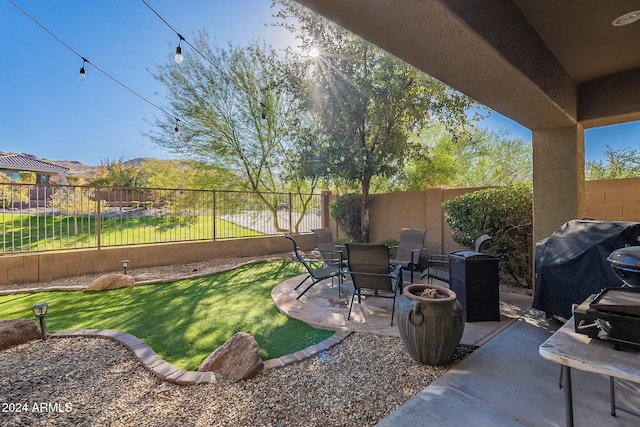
[0,234,316,286]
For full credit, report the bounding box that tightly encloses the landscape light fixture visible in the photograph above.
[78,58,87,80]
[121,259,129,275]
[175,34,185,64]
[31,302,49,340]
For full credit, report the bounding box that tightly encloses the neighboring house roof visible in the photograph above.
[0,152,69,175]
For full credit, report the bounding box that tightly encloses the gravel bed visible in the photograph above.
[0,335,474,426]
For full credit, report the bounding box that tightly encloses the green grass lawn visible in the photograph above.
[0,261,333,370]
[0,213,261,251]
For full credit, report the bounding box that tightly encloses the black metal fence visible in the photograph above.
[0,184,323,254]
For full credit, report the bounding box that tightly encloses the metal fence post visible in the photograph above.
[95,185,101,249]
[288,192,293,233]
[212,189,216,241]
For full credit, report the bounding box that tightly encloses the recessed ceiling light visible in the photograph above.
[612,10,640,26]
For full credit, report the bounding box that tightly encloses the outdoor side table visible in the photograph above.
[539,314,640,427]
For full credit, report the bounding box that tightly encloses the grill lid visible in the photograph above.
[608,246,640,287]
[607,246,640,269]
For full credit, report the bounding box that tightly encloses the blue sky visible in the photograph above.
[1,0,638,165]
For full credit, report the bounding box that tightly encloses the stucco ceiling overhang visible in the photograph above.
[292,0,640,131]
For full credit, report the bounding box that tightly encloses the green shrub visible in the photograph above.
[443,183,533,287]
[330,194,366,242]
[380,239,399,258]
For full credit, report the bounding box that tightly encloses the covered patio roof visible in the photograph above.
[292,0,640,130]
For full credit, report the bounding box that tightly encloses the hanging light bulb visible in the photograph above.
[174,118,180,138]
[175,34,185,64]
[78,58,87,80]
[340,155,345,162]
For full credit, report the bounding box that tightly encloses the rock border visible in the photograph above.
[51,328,351,385]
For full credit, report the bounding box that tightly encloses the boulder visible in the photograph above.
[86,273,135,291]
[0,318,41,350]
[197,332,264,382]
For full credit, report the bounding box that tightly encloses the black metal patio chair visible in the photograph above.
[345,243,402,326]
[389,228,427,284]
[285,234,345,300]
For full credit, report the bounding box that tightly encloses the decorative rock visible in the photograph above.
[0,318,41,350]
[197,332,264,382]
[86,274,135,291]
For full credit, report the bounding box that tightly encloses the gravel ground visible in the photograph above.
[0,254,521,426]
[0,334,474,426]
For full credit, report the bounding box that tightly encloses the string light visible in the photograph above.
[175,34,184,64]
[8,0,187,141]
[78,57,87,80]
[174,118,180,138]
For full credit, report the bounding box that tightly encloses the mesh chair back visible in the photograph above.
[312,228,339,264]
[394,228,427,264]
[346,243,392,292]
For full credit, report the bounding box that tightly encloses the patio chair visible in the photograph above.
[311,228,346,269]
[389,228,427,284]
[345,243,402,326]
[422,234,493,284]
[284,234,345,300]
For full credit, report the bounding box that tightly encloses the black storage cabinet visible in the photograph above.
[449,251,500,322]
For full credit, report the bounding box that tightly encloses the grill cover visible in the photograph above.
[533,220,640,320]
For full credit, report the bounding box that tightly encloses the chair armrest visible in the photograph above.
[426,258,448,268]
[390,263,402,276]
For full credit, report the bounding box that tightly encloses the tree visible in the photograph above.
[48,187,107,236]
[150,33,319,232]
[403,127,532,190]
[88,158,149,188]
[586,145,640,180]
[274,1,481,241]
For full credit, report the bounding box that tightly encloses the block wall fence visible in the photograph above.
[0,178,638,286]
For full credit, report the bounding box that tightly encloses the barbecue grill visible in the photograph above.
[574,246,640,349]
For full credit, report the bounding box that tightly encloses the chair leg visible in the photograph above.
[347,290,358,320]
[390,293,397,326]
[296,278,321,299]
[294,274,311,290]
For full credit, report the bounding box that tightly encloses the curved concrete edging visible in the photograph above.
[51,328,351,385]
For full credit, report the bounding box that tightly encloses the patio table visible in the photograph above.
[539,309,640,427]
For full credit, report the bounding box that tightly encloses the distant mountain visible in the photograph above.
[49,160,98,179]
[48,157,167,179]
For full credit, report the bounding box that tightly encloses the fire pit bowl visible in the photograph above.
[607,246,640,287]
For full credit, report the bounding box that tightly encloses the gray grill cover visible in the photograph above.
[533,220,640,320]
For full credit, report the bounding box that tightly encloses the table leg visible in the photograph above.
[560,365,574,427]
[610,376,617,416]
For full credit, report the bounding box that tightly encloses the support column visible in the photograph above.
[532,125,585,244]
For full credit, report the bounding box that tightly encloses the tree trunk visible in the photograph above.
[361,175,371,243]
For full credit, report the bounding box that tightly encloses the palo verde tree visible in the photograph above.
[274,1,482,241]
[586,145,640,180]
[403,126,532,190]
[149,32,319,233]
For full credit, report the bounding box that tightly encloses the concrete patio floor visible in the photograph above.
[272,272,640,426]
